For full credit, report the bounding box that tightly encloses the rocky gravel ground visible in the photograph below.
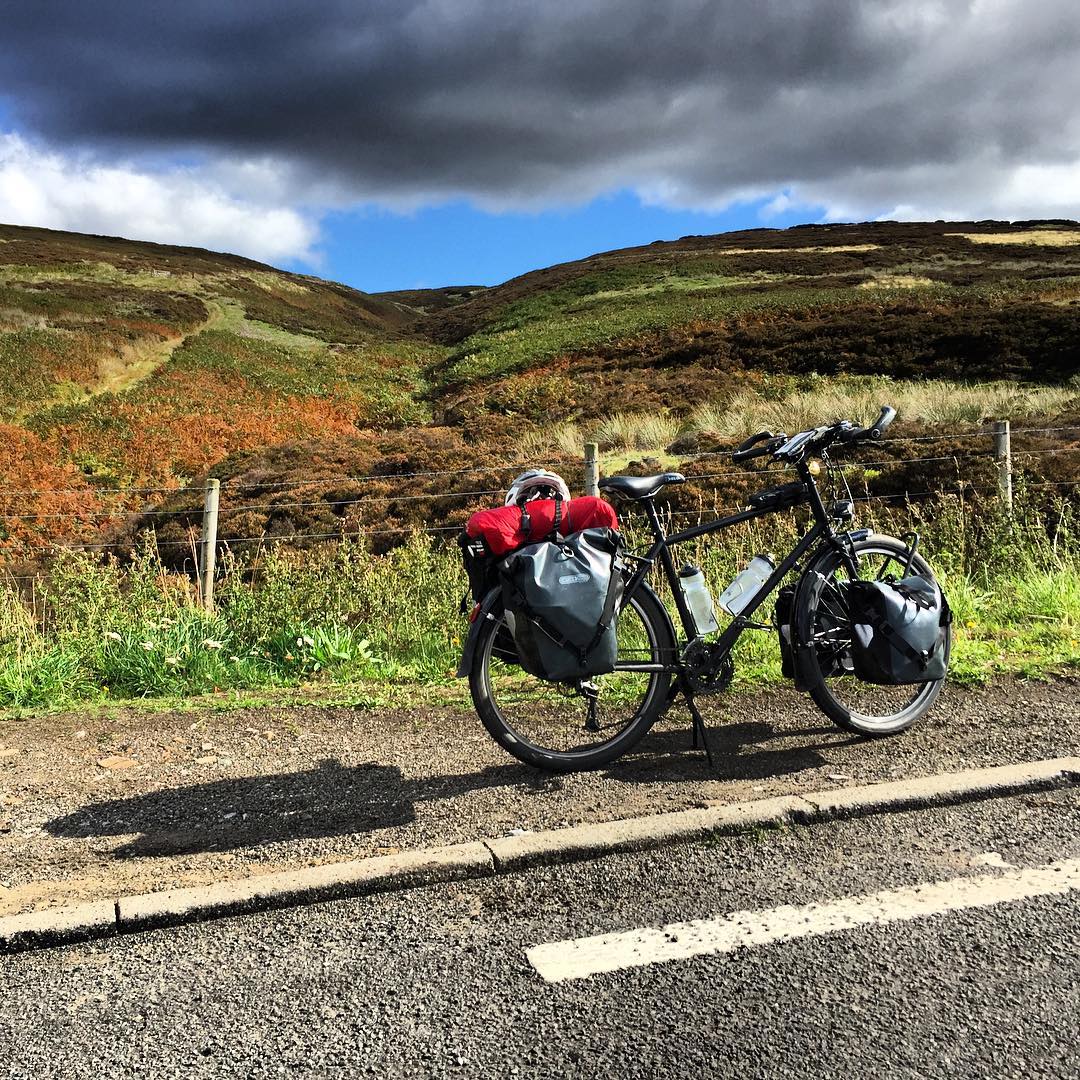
[0,675,1075,916]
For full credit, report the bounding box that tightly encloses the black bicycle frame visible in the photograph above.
[619,464,862,673]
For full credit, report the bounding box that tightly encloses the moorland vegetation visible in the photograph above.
[1,219,1078,708]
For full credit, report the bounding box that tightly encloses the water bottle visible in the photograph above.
[717,554,776,616]
[679,564,719,635]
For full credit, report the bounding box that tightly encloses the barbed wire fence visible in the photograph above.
[2,422,1079,604]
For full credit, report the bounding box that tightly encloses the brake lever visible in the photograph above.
[868,405,897,439]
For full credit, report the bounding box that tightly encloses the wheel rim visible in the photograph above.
[804,543,946,732]
[479,593,666,759]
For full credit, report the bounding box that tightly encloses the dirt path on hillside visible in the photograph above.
[91,298,226,397]
[0,676,1076,917]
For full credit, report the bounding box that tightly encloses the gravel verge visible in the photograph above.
[0,674,1075,916]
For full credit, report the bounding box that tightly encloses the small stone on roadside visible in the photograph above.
[826,772,851,782]
[97,755,138,770]
[194,755,218,766]
[971,851,1013,869]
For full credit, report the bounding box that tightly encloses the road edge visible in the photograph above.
[4,756,1078,955]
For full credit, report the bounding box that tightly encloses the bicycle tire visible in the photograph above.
[795,533,950,736]
[469,582,676,772]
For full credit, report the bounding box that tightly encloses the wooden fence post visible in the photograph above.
[200,478,220,612]
[993,420,1012,511]
[584,442,599,497]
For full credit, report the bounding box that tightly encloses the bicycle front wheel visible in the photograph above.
[469,582,675,772]
[796,533,950,736]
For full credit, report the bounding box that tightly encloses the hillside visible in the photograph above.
[2,219,1079,562]
[423,220,1080,428]
[0,224,443,557]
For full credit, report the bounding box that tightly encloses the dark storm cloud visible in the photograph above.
[2,0,1080,212]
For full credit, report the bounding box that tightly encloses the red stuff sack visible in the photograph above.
[466,496,618,557]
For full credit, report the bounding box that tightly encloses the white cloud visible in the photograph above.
[774,158,1080,225]
[0,134,318,265]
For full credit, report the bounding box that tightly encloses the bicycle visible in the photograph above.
[464,406,951,772]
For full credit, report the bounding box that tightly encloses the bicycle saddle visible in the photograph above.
[598,472,686,500]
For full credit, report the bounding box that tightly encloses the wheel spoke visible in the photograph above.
[474,590,670,763]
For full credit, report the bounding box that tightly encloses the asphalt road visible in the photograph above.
[2,790,1078,1079]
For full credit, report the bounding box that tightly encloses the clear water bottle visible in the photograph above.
[679,564,719,635]
[717,554,776,616]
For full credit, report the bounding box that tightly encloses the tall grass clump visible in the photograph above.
[0,532,466,709]
[521,412,682,459]
[685,378,1080,441]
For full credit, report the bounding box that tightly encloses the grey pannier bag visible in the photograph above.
[843,575,951,685]
[499,526,624,683]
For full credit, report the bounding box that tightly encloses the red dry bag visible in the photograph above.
[466,496,618,556]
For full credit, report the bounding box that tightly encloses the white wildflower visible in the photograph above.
[105,631,122,642]
[203,639,224,650]
[140,641,154,652]
[164,656,181,668]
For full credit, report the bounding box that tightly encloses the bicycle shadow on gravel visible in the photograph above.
[45,758,558,859]
[45,723,856,859]
[607,721,859,782]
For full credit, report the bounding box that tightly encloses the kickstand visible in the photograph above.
[681,679,715,769]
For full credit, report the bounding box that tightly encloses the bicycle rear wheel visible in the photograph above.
[469,582,675,771]
[796,533,950,736]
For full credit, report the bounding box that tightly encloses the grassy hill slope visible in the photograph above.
[424,221,1080,432]
[2,220,1079,562]
[0,225,444,556]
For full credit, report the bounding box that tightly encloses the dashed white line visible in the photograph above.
[527,857,1080,983]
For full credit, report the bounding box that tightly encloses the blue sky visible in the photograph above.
[307,191,824,292]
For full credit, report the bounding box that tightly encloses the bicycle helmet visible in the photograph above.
[505,468,571,506]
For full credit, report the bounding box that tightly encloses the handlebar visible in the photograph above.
[730,405,897,466]
[836,405,896,443]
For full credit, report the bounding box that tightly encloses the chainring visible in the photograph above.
[681,640,735,695]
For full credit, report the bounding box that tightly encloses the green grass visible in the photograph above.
[443,281,895,385]
[1,492,1076,715]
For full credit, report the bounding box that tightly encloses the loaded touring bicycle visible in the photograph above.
[458,406,952,772]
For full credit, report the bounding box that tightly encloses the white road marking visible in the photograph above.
[527,857,1080,983]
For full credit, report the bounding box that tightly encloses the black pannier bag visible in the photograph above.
[458,532,499,607]
[774,585,797,679]
[843,575,951,685]
[775,582,848,686]
[499,527,625,683]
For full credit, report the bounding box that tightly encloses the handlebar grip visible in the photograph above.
[732,443,771,464]
[733,430,774,455]
[868,405,896,440]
